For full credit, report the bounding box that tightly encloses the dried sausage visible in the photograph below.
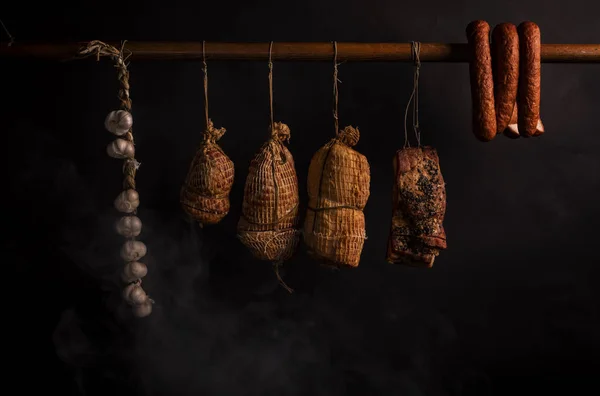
[492,23,519,134]
[466,20,496,142]
[517,21,541,137]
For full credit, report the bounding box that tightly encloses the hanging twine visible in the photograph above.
[266,41,293,294]
[332,41,341,136]
[200,41,227,146]
[0,18,15,46]
[268,41,275,135]
[403,41,422,148]
[274,260,293,293]
[268,42,279,227]
[202,40,210,132]
[76,40,138,191]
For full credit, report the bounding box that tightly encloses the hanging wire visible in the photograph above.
[268,41,275,133]
[332,41,341,136]
[403,41,422,148]
[202,41,210,130]
[0,18,14,46]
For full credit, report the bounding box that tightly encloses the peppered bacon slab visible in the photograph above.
[386,147,447,268]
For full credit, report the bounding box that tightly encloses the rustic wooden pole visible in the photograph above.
[1,41,600,63]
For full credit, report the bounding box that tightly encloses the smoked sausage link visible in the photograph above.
[505,104,545,138]
[517,21,541,137]
[492,23,519,135]
[466,20,497,142]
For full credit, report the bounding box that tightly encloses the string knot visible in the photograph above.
[337,126,360,147]
[411,41,421,67]
[203,119,226,143]
[271,121,290,143]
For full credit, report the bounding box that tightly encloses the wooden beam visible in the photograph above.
[1,41,600,63]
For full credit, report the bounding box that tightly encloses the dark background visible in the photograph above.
[3,0,600,395]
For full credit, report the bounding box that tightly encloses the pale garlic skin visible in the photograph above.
[106,109,152,315]
[120,240,147,262]
[114,189,139,213]
[128,285,148,305]
[115,216,142,237]
[107,139,135,159]
[105,110,133,136]
[122,261,148,282]
[122,283,137,301]
[123,283,148,305]
[132,301,153,317]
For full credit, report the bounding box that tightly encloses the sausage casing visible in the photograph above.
[517,21,541,137]
[466,20,497,142]
[504,104,545,138]
[492,23,519,134]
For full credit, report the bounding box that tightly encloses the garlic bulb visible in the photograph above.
[107,139,135,159]
[114,189,139,213]
[115,216,142,237]
[105,110,133,136]
[133,300,153,317]
[129,285,148,305]
[122,283,137,301]
[122,261,148,282]
[123,283,148,305]
[120,240,147,262]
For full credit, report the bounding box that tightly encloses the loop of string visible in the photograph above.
[202,40,210,132]
[403,41,422,148]
[274,261,293,293]
[199,41,227,146]
[332,41,340,136]
[268,41,274,134]
[0,18,14,46]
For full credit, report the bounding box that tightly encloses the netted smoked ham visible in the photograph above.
[237,122,300,263]
[304,126,370,268]
[387,147,447,268]
[181,119,234,225]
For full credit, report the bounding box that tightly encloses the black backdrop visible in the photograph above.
[3,1,600,395]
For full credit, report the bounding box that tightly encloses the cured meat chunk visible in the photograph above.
[387,147,447,268]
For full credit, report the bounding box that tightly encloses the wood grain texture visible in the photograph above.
[1,41,599,62]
